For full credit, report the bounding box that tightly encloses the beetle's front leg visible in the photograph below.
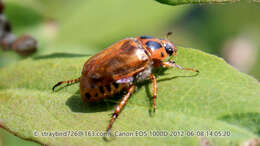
[162,61,199,73]
[106,85,135,134]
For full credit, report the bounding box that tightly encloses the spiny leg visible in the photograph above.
[150,74,157,113]
[52,77,80,91]
[162,61,199,73]
[106,85,135,133]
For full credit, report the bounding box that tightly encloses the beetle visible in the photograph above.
[52,32,199,134]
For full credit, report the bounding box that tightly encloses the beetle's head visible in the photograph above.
[137,32,177,61]
[160,32,177,57]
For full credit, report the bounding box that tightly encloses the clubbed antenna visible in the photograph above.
[166,32,172,40]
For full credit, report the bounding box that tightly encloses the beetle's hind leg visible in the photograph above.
[106,85,135,134]
[52,77,81,91]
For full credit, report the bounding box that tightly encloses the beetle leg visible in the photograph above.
[113,66,146,81]
[150,74,157,113]
[52,77,81,91]
[106,85,135,133]
[162,61,199,73]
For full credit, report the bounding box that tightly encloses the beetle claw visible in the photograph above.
[103,129,115,142]
[52,82,62,92]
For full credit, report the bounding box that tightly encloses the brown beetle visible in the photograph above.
[53,32,198,133]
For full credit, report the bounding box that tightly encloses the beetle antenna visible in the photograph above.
[52,77,81,91]
[166,32,172,40]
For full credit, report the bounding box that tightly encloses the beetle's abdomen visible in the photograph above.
[80,76,127,102]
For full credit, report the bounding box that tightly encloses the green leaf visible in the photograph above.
[155,0,245,5]
[6,0,188,48]
[0,47,260,145]
[54,0,187,48]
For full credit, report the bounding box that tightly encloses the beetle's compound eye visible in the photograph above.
[145,41,162,51]
[164,43,174,56]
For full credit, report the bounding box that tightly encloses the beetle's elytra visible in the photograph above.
[53,32,199,133]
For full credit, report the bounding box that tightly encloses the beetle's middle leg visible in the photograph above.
[150,74,157,113]
[106,85,135,133]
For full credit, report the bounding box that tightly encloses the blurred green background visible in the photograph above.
[0,0,259,145]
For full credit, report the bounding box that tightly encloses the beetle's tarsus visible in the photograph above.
[103,129,115,142]
[103,131,110,142]
[52,82,62,92]
[52,77,80,92]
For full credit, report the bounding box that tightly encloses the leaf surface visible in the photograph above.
[0,47,259,145]
[155,0,242,5]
